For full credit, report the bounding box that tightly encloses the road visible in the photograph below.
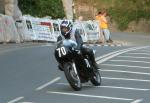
[0,43,150,103]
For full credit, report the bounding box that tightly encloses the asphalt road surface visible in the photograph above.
[1,42,150,103]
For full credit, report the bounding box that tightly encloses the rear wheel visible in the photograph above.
[90,69,101,86]
[64,62,82,91]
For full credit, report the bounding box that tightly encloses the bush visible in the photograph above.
[107,0,150,30]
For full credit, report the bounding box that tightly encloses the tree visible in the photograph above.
[18,0,65,19]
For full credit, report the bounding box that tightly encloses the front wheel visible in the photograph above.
[64,62,82,91]
[90,69,101,86]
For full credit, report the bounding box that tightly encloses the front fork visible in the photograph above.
[72,61,81,81]
[72,61,78,75]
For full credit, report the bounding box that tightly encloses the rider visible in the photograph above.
[59,20,100,69]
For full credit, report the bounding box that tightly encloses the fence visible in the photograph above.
[0,14,101,43]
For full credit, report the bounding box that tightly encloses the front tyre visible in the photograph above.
[64,62,82,91]
[90,69,101,86]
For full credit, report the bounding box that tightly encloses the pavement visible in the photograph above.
[1,45,150,103]
[111,32,150,46]
[0,32,150,103]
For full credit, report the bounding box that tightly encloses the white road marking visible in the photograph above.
[134,50,150,53]
[142,49,150,51]
[95,86,150,91]
[95,46,145,61]
[19,102,34,103]
[36,77,61,91]
[57,83,150,91]
[95,49,121,61]
[7,97,24,103]
[126,53,150,56]
[97,46,150,64]
[110,59,150,64]
[47,91,133,101]
[101,69,150,75]
[102,77,150,82]
[101,64,150,69]
[95,46,140,61]
[117,56,150,60]
[131,99,143,103]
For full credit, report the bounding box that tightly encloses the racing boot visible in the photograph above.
[93,62,100,70]
[90,52,100,69]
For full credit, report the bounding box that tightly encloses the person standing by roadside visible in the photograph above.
[95,12,105,43]
[99,11,113,43]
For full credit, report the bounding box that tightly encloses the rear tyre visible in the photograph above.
[64,62,82,91]
[90,69,101,86]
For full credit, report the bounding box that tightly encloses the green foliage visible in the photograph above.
[18,0,65,19]
[107,0,150,30]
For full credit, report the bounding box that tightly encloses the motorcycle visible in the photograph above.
[54,41,101,91]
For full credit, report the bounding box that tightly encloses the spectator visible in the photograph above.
[97,11,113,43]
[100,10,113,43]
[95,12,105,43]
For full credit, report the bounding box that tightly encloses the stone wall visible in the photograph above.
[4,0,22,20]
[127,20,150,33]
[0,0,22,20]
[74,0,97,20]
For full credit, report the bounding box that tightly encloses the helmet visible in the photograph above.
[60,20,73,39]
